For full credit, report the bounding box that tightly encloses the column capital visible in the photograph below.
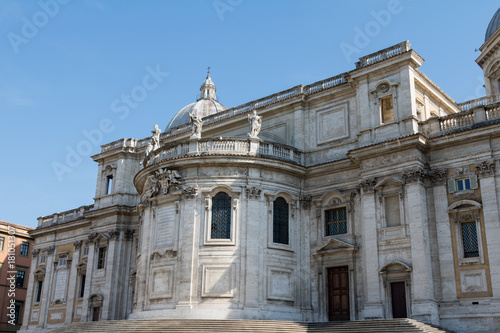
[73,240,83,250]
[428,168,448,185]
[358,178,376,193]
[475,160,496,178]
[402,167,428,184]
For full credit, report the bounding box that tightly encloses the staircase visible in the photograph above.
[47,318,454,333]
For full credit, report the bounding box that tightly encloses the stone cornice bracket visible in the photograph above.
[108,229,121,240]
[358,178,376,193]
[73,240,83,250]
[182,185,198,199]
[31,249,40,257]
[300,195,312,210]
[428,168,448,185]
[88,232,99,243]
[245,186,262,199]
[125,229,135,241]
[46,246,55,255]
[475,160,496,178]
[402,168,428,184]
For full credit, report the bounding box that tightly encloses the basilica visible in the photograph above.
[21,8,500,333]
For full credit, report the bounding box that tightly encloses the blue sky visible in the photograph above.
[0,0,498,228]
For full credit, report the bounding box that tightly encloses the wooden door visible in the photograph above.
[391,282,407,318]
[327,266,350,321]
[92,307,100,321]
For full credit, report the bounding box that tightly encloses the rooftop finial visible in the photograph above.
[207,66,211,77]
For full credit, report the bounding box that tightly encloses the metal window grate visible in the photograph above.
[273,197,289,244]
[462,222,479,258]
[211,192,231,239]
[325,208,347,236]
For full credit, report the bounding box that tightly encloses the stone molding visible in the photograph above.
[140,168,182,203]
[31,249,40,257]
[475,160,496,178]
[402,167,428,183]
[46,246,55,255]
[88,232,99,243]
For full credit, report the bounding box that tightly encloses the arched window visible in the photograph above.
[211,192,231,239]
[273,197,289,244]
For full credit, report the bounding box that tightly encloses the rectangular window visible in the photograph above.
[20,242,29,256]
[380,95,394,123]
[457,178,471,191]
[97,247,106,269]
[447,174,478,193]
[39,255,46,264]
[462,222,479,258]
[35,280,43,303]
[14,302,22,324]
[106,175,113,195]
[16,270,26,288]
[0,237,4,251]
[325,208,347,236]
[82,246,89,257]
[79,274,86,298]
[273,197,289,245]
[385,195,401,227]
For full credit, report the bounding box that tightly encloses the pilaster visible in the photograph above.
[39,246,55,328]
[403,168,439,325]
[475,161,500,297]
[359,179,383,319]
[65,242,81,323]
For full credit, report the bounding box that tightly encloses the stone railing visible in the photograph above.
[424,100,500,136]
[355,41,411,68]
[457,92,500,111]
[100,137,149,153]
[439,110,475,132]
[166,73,349,137]
[143,138,303,167]
[37,205,93,228]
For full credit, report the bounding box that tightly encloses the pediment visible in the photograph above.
[313,238,357,255]
[374,176,405,189]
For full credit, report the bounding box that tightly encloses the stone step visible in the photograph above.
[47,318,454,333]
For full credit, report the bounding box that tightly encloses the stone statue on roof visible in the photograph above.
[248,110,262,139]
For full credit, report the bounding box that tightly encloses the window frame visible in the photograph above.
[266,193,294,251]
[20,241,29,257]
[0,237,4,251]
[380,95,395,124]
[203,187,239,246]
[324,207,348,236]
[96,247,107,270]
[16,269,26,288]
[272,197,290,245]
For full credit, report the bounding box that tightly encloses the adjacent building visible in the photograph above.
[0,221,34,332]
[21,8,500,333]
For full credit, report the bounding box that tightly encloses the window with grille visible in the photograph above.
[211,192,232,239]
[97,247,106,269]
[462,222,479,258]
[20,242,29,256]
[273,197,289,245]
[16,270,26,287]
[325,208,347,236]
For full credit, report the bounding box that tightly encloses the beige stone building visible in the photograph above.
[21,9,500,333]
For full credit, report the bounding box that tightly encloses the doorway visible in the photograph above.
[327,266,350,321]
[391,281,407,318]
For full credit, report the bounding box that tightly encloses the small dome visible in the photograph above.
[165,99,227,131]
[165,69,227,132]
[485,8,500,42]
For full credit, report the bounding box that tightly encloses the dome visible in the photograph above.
[165,69,227,131]
[485,7,500,42]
